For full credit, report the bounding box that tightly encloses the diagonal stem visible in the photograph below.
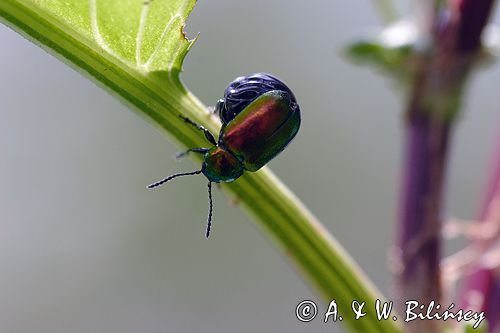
[0,1,403,332]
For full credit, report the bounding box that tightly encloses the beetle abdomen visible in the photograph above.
[219,73,299,124]
[222,90,301,171]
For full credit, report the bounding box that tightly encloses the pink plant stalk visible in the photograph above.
[396,1,495,331]
[460,126,500,332]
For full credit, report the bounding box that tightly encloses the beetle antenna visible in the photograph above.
[147,170,202,189]
[205,181,213,238]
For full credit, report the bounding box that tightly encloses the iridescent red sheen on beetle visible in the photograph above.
[148,73,301,238]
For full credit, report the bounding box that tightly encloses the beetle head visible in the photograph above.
[202,147,244,183]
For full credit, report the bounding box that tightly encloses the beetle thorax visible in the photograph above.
[202,146,244,183]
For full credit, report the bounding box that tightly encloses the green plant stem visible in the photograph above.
[0,1,404,332]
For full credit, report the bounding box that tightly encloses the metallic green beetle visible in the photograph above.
[148,73,301,238]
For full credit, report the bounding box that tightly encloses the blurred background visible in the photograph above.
[1,1,500,332]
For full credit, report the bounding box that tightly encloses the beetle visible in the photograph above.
[148,73,301,238]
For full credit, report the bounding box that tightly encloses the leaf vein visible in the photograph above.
[143,13,181,69]
[89,0,129,65]
[135,1,151,66]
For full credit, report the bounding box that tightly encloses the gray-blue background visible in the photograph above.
[1,1,499,332]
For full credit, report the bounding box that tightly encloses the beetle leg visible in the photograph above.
[213,99,224,117]
[206,99,223,115]
[175,147,209,159]
[179,115,217,145]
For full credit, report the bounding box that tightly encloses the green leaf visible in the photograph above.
[346,41,415,83]
[0,1,404,332]
[345,20,420,84]
[34,0,196,72]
